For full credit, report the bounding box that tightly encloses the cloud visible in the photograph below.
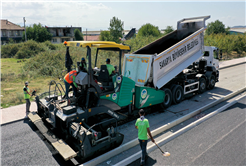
[2,2,111,28]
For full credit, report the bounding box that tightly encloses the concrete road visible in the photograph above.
[1,64,245,166]
[128,97,246,166]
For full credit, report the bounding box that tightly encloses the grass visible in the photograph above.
[1,58,63,108]
[0,48,120,108]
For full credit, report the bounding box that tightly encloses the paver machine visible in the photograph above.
[28,41,138,162]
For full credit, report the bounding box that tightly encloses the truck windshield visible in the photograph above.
[213,50,219,59]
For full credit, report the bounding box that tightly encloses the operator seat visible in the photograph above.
[97,65,114,91]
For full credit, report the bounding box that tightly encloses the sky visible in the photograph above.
[1,0,245,31]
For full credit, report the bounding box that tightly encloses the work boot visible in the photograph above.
[145,154,149,160]
[140,160,145,166]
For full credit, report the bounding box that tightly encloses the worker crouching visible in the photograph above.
[64,70,79,99]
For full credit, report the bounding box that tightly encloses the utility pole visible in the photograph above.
[23,17,27,42]
[86,28,87,41]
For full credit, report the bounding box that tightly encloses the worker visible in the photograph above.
[135,109,155,166]
[64,70,78,99]
[106,58,115,75]
[79,57,87,72]
[23,81,31,117]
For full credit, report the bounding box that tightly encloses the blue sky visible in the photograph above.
[1,1,245,31]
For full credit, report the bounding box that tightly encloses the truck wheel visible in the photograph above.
[161,88,172,108]
[207,75,216,90]
[198,77,206,93]
[172,85,184,104]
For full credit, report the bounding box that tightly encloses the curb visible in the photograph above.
[114,93,246,166]
[219,61,246,70]
[81,87,246,166]
[1,118,29,126]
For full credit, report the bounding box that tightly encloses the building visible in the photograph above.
[229,27,246,35]
[46,26,82,44]
[1,19,25,44]
[82,30,100,41]
[82,29,136,41]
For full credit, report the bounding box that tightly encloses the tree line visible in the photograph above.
[4,17,245,59]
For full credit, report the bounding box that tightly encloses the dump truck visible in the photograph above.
[123,15,220,108]
[28,15,220,162]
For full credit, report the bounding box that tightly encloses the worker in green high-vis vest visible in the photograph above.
[23,81,31,116]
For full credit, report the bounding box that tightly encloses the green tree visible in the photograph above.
[138,23,160,37]
[206,20,229,35]
[99,31,111,41]
[109,17,124,43]
[163,26,174,35]
[23,23,52,42]
[74,29,84,40]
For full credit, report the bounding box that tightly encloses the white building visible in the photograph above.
[46,26,82,44]
[1,19,25,44]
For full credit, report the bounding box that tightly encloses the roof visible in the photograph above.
[1,20,24,30]
[64,41,130,50]
[82,30,136,36]
[229,27,246,33]
[46,26,81,29]
[83,35,100,41]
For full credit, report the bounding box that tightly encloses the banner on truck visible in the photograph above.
[153,28,205,89]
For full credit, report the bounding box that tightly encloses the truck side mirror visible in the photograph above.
[219,50,223,59]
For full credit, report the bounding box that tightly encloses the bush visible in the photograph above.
[1,43,22,58]
[1,40,58,59]
[14,40,45,59]
[124,35,160,52]
[204,33,246,58]
[43,41,57,50]
[22,51,65,77]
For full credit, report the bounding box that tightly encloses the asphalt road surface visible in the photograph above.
[128,96,246,166]
[1,120,72,166]
[1,64,245,166]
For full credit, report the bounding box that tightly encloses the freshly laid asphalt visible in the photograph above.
[128,97,246,166]
[1,119,73,166]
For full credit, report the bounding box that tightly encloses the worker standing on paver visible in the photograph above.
[79,57,87,72]
[64,70,78,99]
[135,109,155,166]
[23,81,31,117]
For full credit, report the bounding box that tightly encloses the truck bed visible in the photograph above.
[124,16,210,89]
[133,30,193,55]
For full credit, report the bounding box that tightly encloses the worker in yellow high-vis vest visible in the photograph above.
[23,81,31,115]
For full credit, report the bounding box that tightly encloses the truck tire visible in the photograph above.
[161,88,172,108]
[198,77,206,93]
[207,75,216,90]
[172,85,183,104]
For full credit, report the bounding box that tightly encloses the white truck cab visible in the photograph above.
[196,46,220,71]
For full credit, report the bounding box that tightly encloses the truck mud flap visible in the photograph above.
[28,112,77,161]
